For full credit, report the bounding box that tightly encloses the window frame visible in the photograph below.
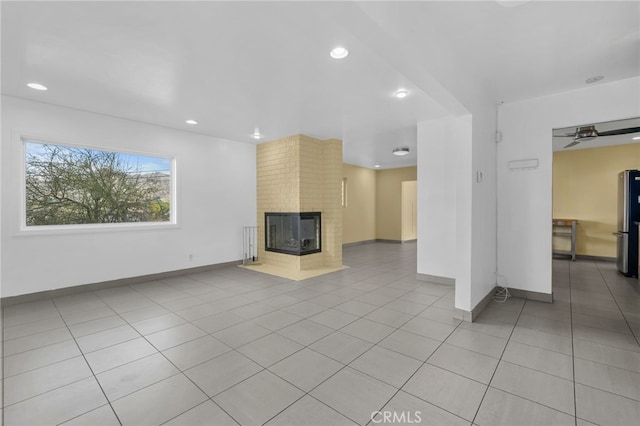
[19,135,178,235]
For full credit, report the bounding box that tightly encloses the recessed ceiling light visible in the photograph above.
[330,47,349,59]
[27,82,47,91]
[394,89,409,99]
[374,164,381,168]
[585,75,604,84]
[393,147,410,156]
[185,119,198,125]
[252,128,262,139]
[633,136,640,140]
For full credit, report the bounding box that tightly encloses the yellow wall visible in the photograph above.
[401,180,418,241]
[553,143,640,258]
[376,166,418,241]
[257,134,343,271]
[342,164,377,244]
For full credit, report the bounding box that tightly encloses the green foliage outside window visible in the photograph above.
[25,141,172,226]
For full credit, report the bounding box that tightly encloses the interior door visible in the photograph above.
[401,180,417,241]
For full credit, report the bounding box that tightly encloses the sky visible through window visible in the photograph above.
[24,141,172,226]
[25,142,171,173]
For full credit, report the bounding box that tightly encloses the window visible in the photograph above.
[341,177,348,207]
[24,140,174,227]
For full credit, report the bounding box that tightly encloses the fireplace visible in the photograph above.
[265,212,321,256]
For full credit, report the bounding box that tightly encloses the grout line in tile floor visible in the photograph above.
[470,297,526,425]
[568,260,578,426]
[4,246,639,425]
[595,261,640,346]
[46,255,445,425]
[51,298,125,426]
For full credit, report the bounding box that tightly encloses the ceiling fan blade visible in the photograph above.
[563,140,581,148]
[597,126,640,137]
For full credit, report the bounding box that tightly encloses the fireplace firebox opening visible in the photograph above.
[265,212,321,256]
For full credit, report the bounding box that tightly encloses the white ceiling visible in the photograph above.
[2,1,639,169]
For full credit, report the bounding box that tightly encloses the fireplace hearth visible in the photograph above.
[265,212,321,256]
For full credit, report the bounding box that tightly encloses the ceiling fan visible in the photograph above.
[557,124,640,148]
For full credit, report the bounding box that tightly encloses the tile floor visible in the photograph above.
[1,243,639,425]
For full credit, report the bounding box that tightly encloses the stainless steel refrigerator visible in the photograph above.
[616,170,640,277]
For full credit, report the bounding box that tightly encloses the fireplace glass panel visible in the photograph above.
[265,212,321,255]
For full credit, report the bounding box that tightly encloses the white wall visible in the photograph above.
[1,96,257,297]
[417,117,458,280]
[497,77,640,295]
[418,106,497,314]
[469,106,498,308]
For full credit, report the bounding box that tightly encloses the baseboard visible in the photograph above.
[454,286,495,323]
[1,259,242,306]
[344,239,416,247]
[415,273,455,286]
[343,239,377,248]
[507,287,553,303]
[576,255,616,263]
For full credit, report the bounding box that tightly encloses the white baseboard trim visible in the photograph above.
[416,273,455,286]
[2,260,242,306]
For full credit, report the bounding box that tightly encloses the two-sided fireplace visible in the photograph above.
[265,212,321,256]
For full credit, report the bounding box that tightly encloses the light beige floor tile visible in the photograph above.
[418,306,463,326]
[131,312,186,335]
[575,358,640,401]
[191,310,246,333]
[96,353,178,401]
[162,335,231,370]
[61,404,120,426]
[266,394,357,426]
[76,324,140,353]
[350,345,422,388]
[491,361,574,415]
[112,374,207,425]
[145,322,206,350]
[277,319,334,346]
[184,350,263,396]
[402,364,486,422]
[3,326,73,356]
[310,331,373,364]
[378,329,440,361]
[3,377,107,426]
[510,326,573,355]
[475,387,574,426]
[310,308,359,329]
[379,390,470,426]
[364,308,413,328]
[428,343,499,384]
[401,317,456,341]
[575,383,640,426]
[269,348,343,391]
[340,318,395,344]
[334,300,378,317]
[4,356,92,406]
[311,367,397,425]
[3,339,81,377]
[214,370,304,426]
[502,340,574,380]
[164,400,237,426]
[213,321,272,348]
[574,339,640,373]
[68,315,126,338]
[85,337,157,373]
[445,327,507,358]
[237,333,304,367]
